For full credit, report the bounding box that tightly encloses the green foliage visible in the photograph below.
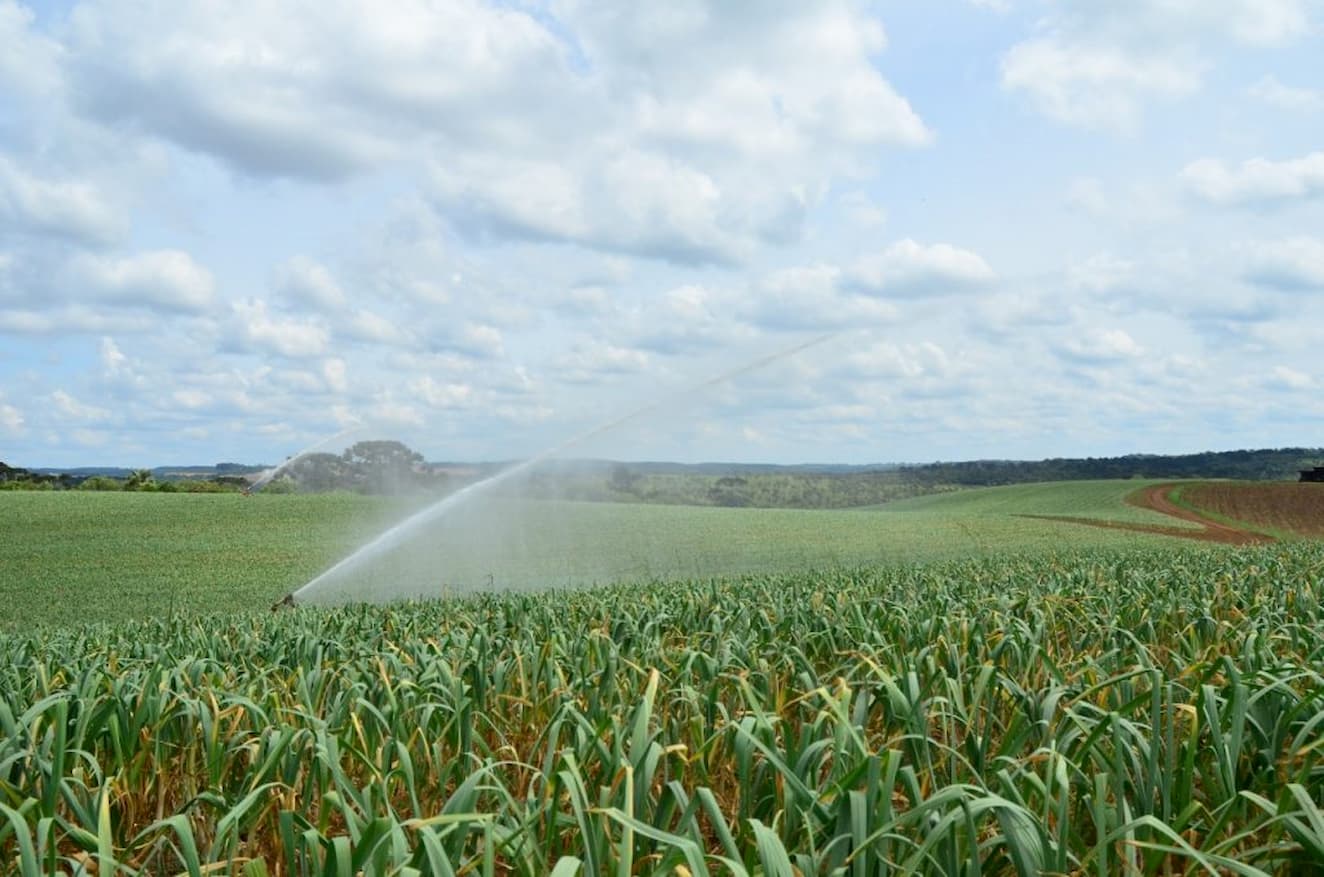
[124,468,155,491]
[3,543,1324,872]
[0,482,1188,628]
[76,475,124,491]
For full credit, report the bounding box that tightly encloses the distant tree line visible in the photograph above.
[275,441,446,494]
[0,461,247,492]
[7,446,1321,503]
[0,462,74,490]
[893,447,1324,487]
[590,447,1324,509]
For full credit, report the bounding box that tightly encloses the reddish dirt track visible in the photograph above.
[1126,483,1272,544]
[1020,483,1274,545]
[1180,482,1324,538]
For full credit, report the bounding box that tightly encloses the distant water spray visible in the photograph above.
[291,334,834,603]
[249,424,363,493]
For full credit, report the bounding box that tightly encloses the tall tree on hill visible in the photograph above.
[342,440,427,494]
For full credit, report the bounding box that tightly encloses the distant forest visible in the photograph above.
[4,447,1321,509]
[894,447,1324,486]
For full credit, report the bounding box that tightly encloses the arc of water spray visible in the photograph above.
[248,423,364,493]
[288,333,835,603]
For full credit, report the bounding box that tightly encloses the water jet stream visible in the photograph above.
[249,424,363,493]
[289,334,834,603]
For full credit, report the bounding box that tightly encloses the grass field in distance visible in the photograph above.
[6,479,1324,873]
[2,480,1183,627]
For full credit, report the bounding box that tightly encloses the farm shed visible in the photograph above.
[1300,466,1324,483]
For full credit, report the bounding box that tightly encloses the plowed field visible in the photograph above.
[1179,481,1324,538]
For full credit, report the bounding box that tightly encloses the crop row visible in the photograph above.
[4,543,1324,874]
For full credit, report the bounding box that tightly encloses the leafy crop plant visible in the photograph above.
[4,543,1324,873]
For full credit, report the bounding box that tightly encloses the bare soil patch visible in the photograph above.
[1179,482,1324,538]
[1020,482,1274,545]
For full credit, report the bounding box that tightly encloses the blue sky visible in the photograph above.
[1,0,1322,467]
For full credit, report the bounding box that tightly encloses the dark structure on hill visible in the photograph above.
[1301,467,1324,483]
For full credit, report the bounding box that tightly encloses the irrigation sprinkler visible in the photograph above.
[271,593,297,611]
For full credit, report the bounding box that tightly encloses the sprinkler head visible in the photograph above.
[271,593,297,612]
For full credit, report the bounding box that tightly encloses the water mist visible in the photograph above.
[282,334,834,606]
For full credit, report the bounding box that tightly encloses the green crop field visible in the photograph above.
[6,480,1324,873]
[5,542,1324,874]
[2,481,1182,627]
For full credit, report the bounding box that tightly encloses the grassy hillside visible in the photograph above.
[879,478,1200,527]
[4,482,1186,627]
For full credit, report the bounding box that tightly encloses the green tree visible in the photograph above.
[341,440,428,494]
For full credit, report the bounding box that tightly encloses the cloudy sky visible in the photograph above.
[1,0,1322,467]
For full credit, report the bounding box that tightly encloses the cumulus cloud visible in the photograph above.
[1247,75,1324,111]
[52,0,929,267]
[274,256,347,311]
[842,341,954,381]
[850,239,995,297]
[554,343,651,385]
[51,389,111,422]
[1000,0,1315,131]
[420,1,929,263]
[1244,237,1324,290]
[408,375,471,408]
[0,0,64,99]
[335,309,408,346]
[75,249,215,313]
[230,298,329,358]
[0,306,156,335]
[1057,328,1144,364]
[1001,40,1201,132]
[100,336,127,373]
[742,264,896,331]
[1181,152,1324,206]
[0,155,124,244]
[0,393,24,434]
[62,0,573,180]
[1268,365,1314,390]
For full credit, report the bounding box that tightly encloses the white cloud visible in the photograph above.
[0,306,156,335]
[554,343,651,384]
[1247,75,1324,111]
[408,375,472,407]
[336,309,407,345]
[63,0,571,180]
[843,341,952,380]
[0,395,24,434]
[0,156,124,244]
[321,358,348,393]
[1268,365,1314,389]
[457,323,503,359]
[75,249,215,313]
[367,400,424,428]
[0,1,64,99]
[171,389,211,409]
[743,264,896,330]
[837,190,888,228]
[1058,328,1144,363]
[1181,152,1324,206]
[1244,237,1324,290]
[999,1,1315,132]
[1001,40,1201,132]
[230,298,329,358]
[100,336,127,373]
[50,389,112,422]
[274,256,347,311]
[850,239,995,297]
[1068,253,1137,295]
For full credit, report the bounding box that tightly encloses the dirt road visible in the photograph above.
[1020,483,1272,545]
